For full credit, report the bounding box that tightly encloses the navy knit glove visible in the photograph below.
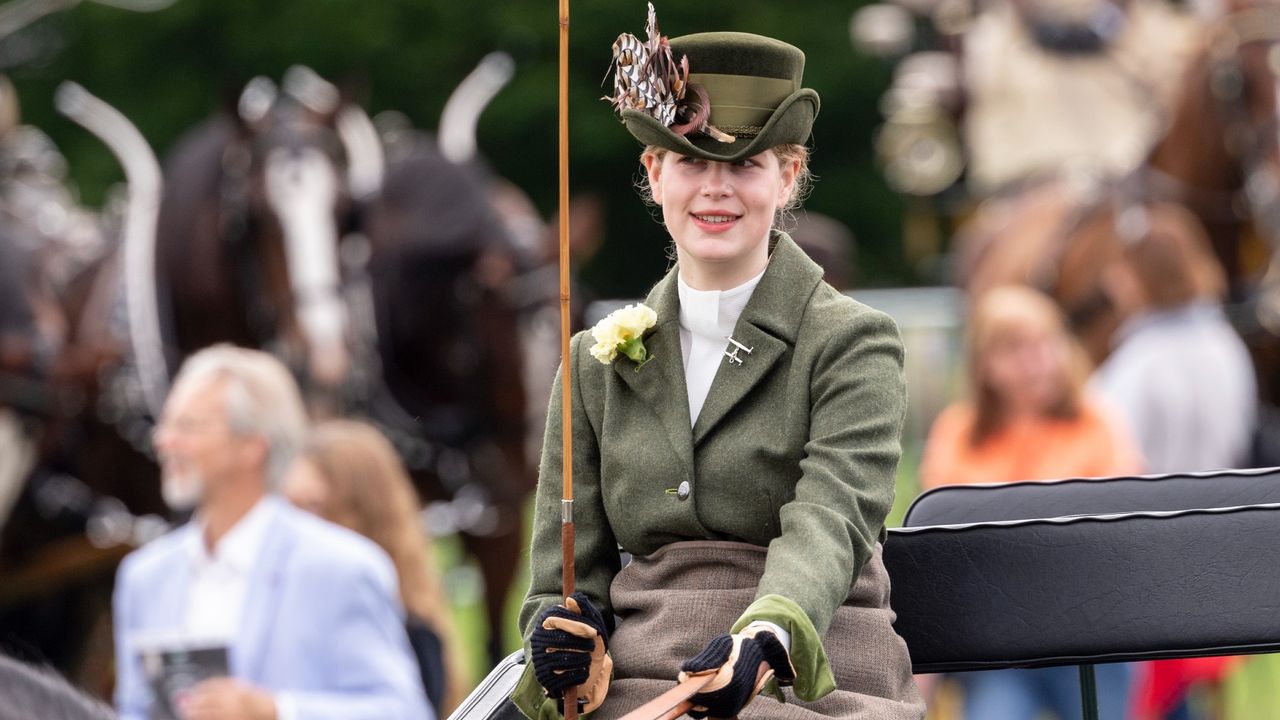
[530,593,612,712]
[678,630,796,719]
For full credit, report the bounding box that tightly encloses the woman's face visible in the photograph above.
[643,150,798,287]
[282,457,331,518]
[982,323,1070,417]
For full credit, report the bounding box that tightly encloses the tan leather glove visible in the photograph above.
[676,628,795,719]
[531,593,613,713]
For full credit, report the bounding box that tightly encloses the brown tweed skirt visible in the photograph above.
[592,540,925,719]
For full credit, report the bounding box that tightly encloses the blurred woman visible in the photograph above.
[920,284,1141,720]
[283,420,461,716]
[921,284,1141,491]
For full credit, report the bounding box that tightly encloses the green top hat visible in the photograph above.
[613,29,821,163]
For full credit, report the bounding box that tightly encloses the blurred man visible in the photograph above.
[112,345,431,720]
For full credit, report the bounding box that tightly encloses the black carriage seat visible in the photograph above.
[902,466,1280,527]
[887,504,1280,674]
[894,469,1280,720]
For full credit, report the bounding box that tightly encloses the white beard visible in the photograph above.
[160,468,204,513]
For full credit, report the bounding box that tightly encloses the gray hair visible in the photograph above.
[168,344,308,490]
[0,653,116,720]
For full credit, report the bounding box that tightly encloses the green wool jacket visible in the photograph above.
[515,233,907,718]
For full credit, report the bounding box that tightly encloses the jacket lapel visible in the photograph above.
[611,273,696,475]
[692,234,824,446]
[234,498,294,683]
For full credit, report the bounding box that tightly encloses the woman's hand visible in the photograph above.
[677,629,796,719]
[530,592,613,713]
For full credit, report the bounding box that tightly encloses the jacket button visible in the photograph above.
[677,481,691,500]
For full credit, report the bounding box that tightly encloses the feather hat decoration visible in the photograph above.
[604,3,734,143]
[603,5,820,163]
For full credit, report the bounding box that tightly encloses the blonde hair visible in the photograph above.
[637,144,814,228]
[295,419,464,710]
[168,344,308,488]
[967,286,1089,446]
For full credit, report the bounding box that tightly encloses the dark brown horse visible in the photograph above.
[155,73,534,666]
[360,135,534,667]
[958,3,1280,395]
[155,75,357,396]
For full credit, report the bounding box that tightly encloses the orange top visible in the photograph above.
[919,399,1143,490]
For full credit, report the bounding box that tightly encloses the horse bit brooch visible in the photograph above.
[724,336,753,365]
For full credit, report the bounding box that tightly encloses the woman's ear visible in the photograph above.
[642,152,663,202]
[778,157,800,207]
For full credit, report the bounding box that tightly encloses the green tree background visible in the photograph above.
[8,0,905,297]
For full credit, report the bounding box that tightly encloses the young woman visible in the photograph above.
[513,9,924,720]
[282,420,462,717]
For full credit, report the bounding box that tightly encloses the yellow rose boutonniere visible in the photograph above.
[590,303,658,367]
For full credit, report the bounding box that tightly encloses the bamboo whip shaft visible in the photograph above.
[558,0,572,509]
[558,0,578,716]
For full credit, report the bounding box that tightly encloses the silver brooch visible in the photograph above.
[724,336,753,365]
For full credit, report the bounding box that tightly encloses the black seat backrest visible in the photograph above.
[902,466,1280,527]
[886,503,1280,674]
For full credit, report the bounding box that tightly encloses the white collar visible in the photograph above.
[677,269,765,339]
[185,495,279,572]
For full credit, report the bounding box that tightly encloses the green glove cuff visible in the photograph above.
[732,593,837,701]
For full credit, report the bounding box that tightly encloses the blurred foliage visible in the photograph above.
[7,0,907,296]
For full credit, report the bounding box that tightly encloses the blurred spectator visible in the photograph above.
[0,652,116,720]
[921,285,1141,490]
[112,345,430,720]
[963,0,1201,193]
[284,420,461,716]
[920,285,1140,720]
[1092,202,1255,473]
[1091,204,1255,719]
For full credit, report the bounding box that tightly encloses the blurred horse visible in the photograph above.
[156,70,357,398]
[157,69,534,665]
[0,117,159,695]
[363,133,533,666]
[958,3,1280,389]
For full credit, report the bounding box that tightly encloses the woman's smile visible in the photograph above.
[690,211,741,232]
